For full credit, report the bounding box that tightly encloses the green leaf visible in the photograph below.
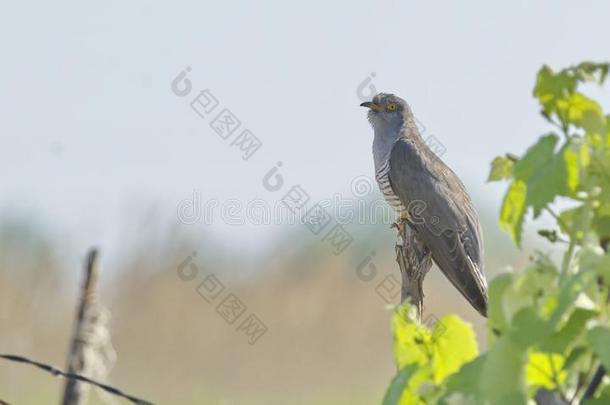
[574,62,610,85]
[488,156,515,181]
[487,273,514,336]
[533,63,609,127]
[392,306,431,369]
[514,135,578,218]
[562,346,588,370]
[500,180,527,246]
[390,307,436,404]
[502,277,538,325]
[430,315,479,383]
[481,335,528,405]
[588,327,610,370]
[563,140,584,194]
[440,355,486,404]
[382,365,418,405]
[389,306,479,403]
[509,308,551,348]
[514,134,559,181]
[526,352,566,390]
[541,308,597,353]
[534,66,576,116]
[557,92,606,135]
[526,166,564,218]
[508,134,574,219]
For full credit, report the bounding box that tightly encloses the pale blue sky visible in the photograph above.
[1,1,609,261]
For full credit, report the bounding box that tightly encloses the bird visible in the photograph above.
[360,93,488,316]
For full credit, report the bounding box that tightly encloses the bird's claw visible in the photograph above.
[392,214,410,234]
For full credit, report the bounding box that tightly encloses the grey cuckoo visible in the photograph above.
[361,93,488,316]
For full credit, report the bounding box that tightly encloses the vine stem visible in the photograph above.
[560,241,575,280]
[543,207,575,280]
[581,238,609,401]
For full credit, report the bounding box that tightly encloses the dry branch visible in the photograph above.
[394,220,433,321]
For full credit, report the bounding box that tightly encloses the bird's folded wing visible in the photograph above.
[388,137,488,316]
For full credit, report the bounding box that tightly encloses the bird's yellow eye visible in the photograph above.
[386,103,397,112]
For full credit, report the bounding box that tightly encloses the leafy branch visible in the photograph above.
[383,62,610,405]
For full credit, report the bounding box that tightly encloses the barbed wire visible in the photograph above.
[0,354,153,405]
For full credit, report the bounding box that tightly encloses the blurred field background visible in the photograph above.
[0,195,532,404]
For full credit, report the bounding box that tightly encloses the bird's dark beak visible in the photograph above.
[360,101,381,112]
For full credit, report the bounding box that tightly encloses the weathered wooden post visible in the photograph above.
[61,249,99,405]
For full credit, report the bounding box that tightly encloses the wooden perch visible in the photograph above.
[394,219,433,322]
[62,249,100,405]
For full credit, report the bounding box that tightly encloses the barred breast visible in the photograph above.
[375,160,407,213]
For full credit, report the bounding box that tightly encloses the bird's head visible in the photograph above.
[360,93,412,131]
